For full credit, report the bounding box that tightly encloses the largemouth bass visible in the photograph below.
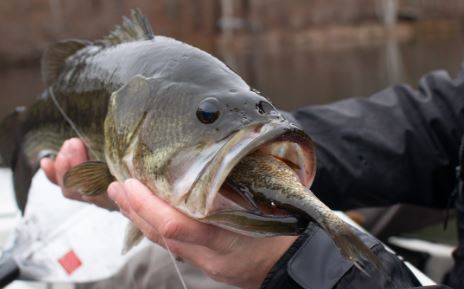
[0,10,380,271]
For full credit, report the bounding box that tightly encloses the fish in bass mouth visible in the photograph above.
[190,121,317,236]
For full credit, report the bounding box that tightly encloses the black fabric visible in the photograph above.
[444,135,464,289]
[285,69,464,210]
[287,225,375,289]
[261,223,440,289]
[334,244,422,289]
[263,68,464,289]
[260,225,318,289]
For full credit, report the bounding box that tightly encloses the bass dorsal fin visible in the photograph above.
[40,9,153,86]
[98,9,154,47]
[41,39,90,86]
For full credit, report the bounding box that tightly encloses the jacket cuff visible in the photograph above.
[260,223,379,289]
[260,223,318,289]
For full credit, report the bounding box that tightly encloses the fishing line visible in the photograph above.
[157,231,189,289]
[48,87,99,160]
[127,257,141,289]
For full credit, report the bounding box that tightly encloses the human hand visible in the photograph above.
[40,138,118,210]
[107,179,297,289]
[40,138,297,288]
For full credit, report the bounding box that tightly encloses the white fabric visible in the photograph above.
[1,170,237,288]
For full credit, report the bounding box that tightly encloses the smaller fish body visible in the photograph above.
[224,153,382,271]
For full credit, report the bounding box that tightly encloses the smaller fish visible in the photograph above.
[217,152,383,273]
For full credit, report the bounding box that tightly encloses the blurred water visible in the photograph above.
[0,67,42,120]
[220,30,464,110]
[0,27,463,119]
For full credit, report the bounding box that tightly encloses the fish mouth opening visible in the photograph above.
[199,121,316,219]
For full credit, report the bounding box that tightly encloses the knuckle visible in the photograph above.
[159,219,183,240]
[144,227,160,243]
[203,262,224,281]
[166,243,182,256]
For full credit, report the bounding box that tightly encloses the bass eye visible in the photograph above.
[197,97,220,124]
[256,101,277,115]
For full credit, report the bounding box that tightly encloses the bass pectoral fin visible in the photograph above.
[63,161,115,196]
[122,222,144,254]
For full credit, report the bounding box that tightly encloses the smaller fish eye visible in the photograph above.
[197,97,220,124]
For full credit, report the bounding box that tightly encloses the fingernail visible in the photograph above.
[108,182,123,202]
[67,139,79,154]
[61,140,73,159]
[124,179,139,194]
[40,158,49,167]
[61,140,69,151]
[108,182,132,216]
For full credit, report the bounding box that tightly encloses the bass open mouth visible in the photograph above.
[195,121,317,236]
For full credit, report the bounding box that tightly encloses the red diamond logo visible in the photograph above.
[58,250,82,275]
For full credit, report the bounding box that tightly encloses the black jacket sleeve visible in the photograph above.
[260,223,451,289]
[284,68,464,210]
[262,68,464,289]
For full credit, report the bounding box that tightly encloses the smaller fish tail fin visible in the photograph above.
[98,9,154,47]
[300,190,383,275]
[324,221,383,275]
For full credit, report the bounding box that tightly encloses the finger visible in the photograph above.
[82,194,118,211]
[108,182,246,283]
[53,139,89,200]
[110,178,240,252]
[126,203,213,262]
[129,211,240,285]
[40,158,57,184]
[54,140,72,186]
[109,184,216,264]
[107,182,130,211]
[55,138,88,186]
